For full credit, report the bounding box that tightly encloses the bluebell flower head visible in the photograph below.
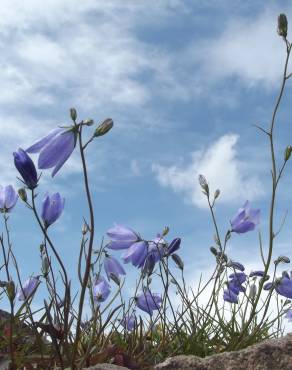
[120,312,136,331]
[229,272,247,285]
[227,261,245,272]
[276,276,292,299]
[107,224,139,250]
[93,276,111,303]
[13,148,38,189]
[0,185,18,213]
[231,201,260,234]
[167,238,181,255]
[223,288,238,303]
[249,270,265,278]
[135,289,162,316]
[17,276,39,301]
[41,192,64,228]
[122,241,148,268]
[104,255,126,281]
[26,127,77,177]
[147,236,166,263]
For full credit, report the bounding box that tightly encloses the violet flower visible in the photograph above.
[122,241,148,268]
[107,224,139,250]
[167,238,181,255]
[231,201,260,234]
[120,312,136,331]
[93,276,111,303]
[228,261,245,272]
[41,192,65,228]
[249,270,265,278]
[223,288,238,304]
[229,272,247,285]
[17,277,39,301]
[275,277,292,299]
[13,149,38,189]
[104,255,126,281]
[0,185,18,212]
[147,236,166,263]
[135,290,162,316]
[26,127,77,177]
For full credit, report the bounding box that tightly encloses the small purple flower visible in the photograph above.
[17,277,39,301]
[167,238,181,255]
[26,127,77,177]
[122,241,148,268]
[264,282,273,290]
[104,255,126,281]
[0,185,18,212]
[285,309,292,322]
[135,290,162,316]
[147,236,166,263]
[229,272,247,285]
[93,276,111,303]
[223,288,238,304]
[275,277,292,299]
[231,201,260,234]
[249,270,265,278]
[120,312,136,331]
[107,224,139,250]
[228,261,245,272]
[13,149,38,189]
[41,193,65,228]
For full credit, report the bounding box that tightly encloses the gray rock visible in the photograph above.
[155,333,292,370]
[83,365,129,370]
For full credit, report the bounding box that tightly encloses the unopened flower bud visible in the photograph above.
[278,14,288,38]
[42,257,50,277]
[210,246,218,256]
[285,146,292,161]
[171,254,184,270]
[275,255,291,265]
[162,226,169,237]
[70,108,77,121]
[214,189,220,200]
[110,273,120,286]
[94,118,114,137]
[18,188,27,202]
[82,223,88,235]
[249,284,257,299]
[6,280,16,301]
[198,174,209,196]
[83,118,94,126]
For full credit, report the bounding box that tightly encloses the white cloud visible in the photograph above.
[152,134,265,208]
[192,7,292,88]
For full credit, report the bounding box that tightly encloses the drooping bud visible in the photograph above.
[171,254,184,270]
[198,174,209,196]
[70,108,77,121]
[83,118,94,126]
[94,118,114,137]
[109,273,120,286]
[285,146,292,161]
[18,188,27,202]
[275,255,291,265]
[278,14,288,38]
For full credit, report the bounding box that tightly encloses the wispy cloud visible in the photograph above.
[152,134,265,208]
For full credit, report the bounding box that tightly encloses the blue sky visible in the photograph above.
[2,0,292,323]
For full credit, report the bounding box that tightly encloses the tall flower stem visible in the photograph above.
[234,40,292,349]
[71,124,95,368]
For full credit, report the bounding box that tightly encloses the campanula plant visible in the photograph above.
[1,13,292,370]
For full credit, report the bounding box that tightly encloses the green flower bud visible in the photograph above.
[70,108,77,121]
[198,174,209,196]
[210,246,218,256]
[94,118,114,137]
[83,118,94,126]
[171,253,184,270]
[278,14,288,38]
[18,188,27,202]
[285,146,292,161]
[214,189,220,200]
[162,226,170,237]
[6,280,16,301]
